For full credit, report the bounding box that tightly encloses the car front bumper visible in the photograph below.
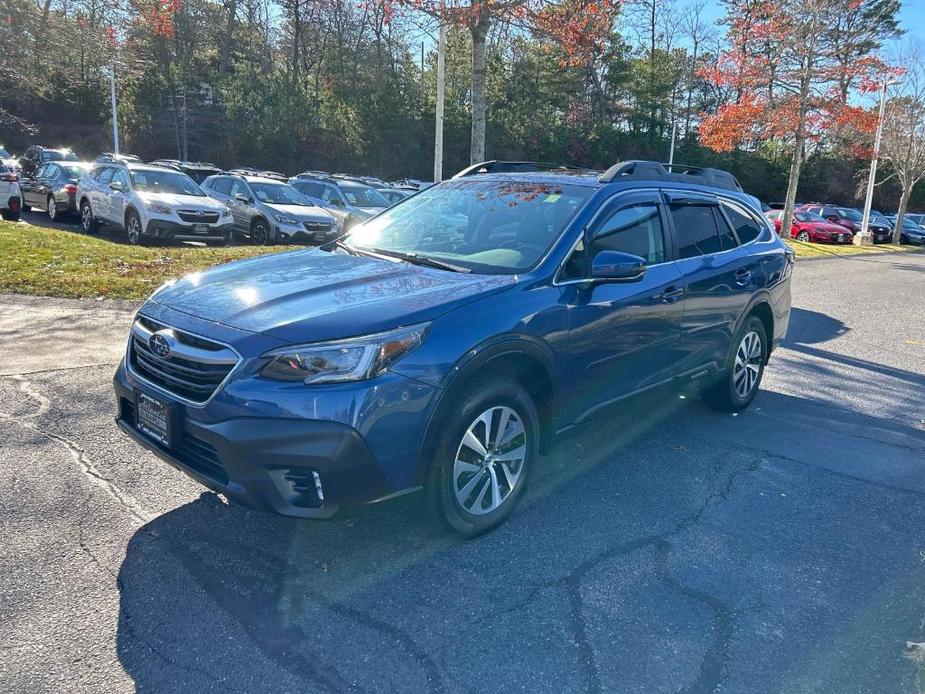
[113,369,398,517]
[144,219,234,242]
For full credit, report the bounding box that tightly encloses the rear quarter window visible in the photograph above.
[721,200,765,244]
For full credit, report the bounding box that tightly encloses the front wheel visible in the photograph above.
[208,228,233,247]
[125,210,142,245]
[703,316,767,412]
[796,230,810,242]
[251,219,272,245]
[425,377,538,538]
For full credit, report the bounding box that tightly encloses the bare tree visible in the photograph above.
[881,42,925,243]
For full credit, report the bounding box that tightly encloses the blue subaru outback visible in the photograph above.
[113,160,793,537]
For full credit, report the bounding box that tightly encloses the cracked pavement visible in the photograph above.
[1,252,924,693]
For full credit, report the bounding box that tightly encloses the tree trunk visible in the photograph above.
[469,15,490,164]
[218,0,237,76]
[893,183,912,244]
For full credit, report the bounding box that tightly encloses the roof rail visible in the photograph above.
[599,160,744,192]
[452,160,585,178]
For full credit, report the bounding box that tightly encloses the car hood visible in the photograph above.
[139,192,225,211]
[149,248,516,343]
[264,203,334,223]
[809,222,851,233]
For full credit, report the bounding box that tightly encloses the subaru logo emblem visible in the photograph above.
[148,332,172,359]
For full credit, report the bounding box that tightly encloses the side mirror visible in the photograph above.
[234,192,250,203]
[331,198,345,207]
[590,251,646,281]
[109,180,125,192]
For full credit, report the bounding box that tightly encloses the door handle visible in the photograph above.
[734,268,752,286]
[657,286,684,303]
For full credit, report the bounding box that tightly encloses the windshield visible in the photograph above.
[838,208,862,221]
[131,170,204,196]
[251,182,312,205]
[345,179,592,273]
[339,182,390,208]
[795,212,826,223]
[61,164,89,179]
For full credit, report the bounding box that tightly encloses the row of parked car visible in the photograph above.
[764,203,925,246]
[0,145,434,245]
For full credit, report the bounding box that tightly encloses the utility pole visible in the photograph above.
[858,78,894,244]
[108,65,120,155]
[434,15,446,182]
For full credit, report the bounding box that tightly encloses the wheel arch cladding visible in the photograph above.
[415,342,558,485]
[748,301,774,361]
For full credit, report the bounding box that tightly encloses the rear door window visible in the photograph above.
[669,203,724,258]
[211,177,232,195]
[97,168,115,185]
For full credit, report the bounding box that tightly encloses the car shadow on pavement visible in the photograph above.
[114,381,925,692]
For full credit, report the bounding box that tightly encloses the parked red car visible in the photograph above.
[765,210,853,244]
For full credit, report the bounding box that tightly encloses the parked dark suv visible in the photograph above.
[113,160,793,537]
[19,146,79,177]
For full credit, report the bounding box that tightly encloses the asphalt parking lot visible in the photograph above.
[1,252,924,693]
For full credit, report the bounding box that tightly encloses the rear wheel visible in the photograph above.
[425,376,538,538]
[702,315,767,412]
[1,208,20,221]
[80,200,99,233]
[125,210,142,245]
[47,195,58,222]
[796,230,810,242]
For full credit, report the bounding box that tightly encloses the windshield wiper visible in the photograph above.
[367,248,471,273]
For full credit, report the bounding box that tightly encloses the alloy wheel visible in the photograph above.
[452,406,526,516]
[126,215,141,244]
[733,330,763,399]
[253,222,268,245]
[797,231,809,242]
[81,203,93,231]
[47,195,57,221]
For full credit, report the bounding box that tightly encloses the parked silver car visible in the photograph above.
[202,173,337,245]
[289,174,389,230]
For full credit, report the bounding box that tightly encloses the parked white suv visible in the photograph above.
[0,164,22,221]
[77,163,234,245]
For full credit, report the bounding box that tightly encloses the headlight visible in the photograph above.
[220,207,232,219]
[260,323,429,384]
[274,214,299,225]
[145,201,173,215]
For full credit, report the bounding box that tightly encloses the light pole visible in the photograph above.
[858,77,897,244]
[106,65,120,156]
[433,14,446,183]
[667,120,677,170]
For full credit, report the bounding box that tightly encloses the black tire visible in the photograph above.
[703,315,768,412]
[796,230,810,242]
[424,376,539,538]
[208,228,233,247]
[47,195,59,222]
[251,218,272,245]
[125,210,142,245]
[80,200,99,233]
[1,208,20,222]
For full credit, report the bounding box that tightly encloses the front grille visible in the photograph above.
[129,317,238,403]
[121,397,229,485]
[303,221,334,233]
[178,210,220,224]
